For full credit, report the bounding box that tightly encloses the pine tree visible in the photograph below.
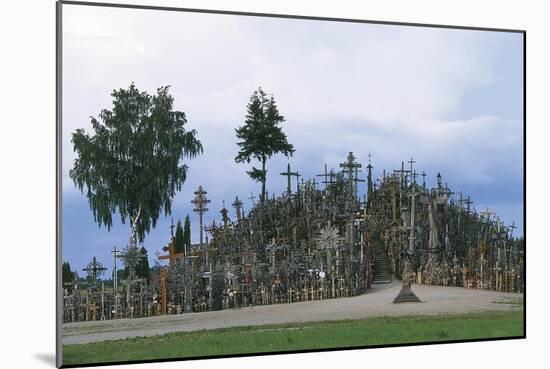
[235,87,294,203]
[183,214,191,251]
[62,262,74,285]
[173,220,185,254]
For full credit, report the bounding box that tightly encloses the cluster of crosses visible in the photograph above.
[63,152,523,322]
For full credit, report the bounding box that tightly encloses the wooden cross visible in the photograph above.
[159,241,182,271]
[480,207,495,221]
[280,163,299,195]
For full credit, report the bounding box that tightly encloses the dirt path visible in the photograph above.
[63,282,523,345]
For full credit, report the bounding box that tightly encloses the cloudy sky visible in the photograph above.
[61,4,524,273]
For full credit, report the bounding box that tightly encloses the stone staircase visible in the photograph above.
[372,241,392,284]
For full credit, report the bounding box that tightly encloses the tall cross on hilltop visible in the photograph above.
[191,185,210,248]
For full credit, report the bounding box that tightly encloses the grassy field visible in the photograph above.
[63,310,523,366]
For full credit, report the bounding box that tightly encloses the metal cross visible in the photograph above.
[82,256,107,286]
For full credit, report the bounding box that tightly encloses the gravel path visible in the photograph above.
[63,282,523,345]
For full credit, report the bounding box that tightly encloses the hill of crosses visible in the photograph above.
[63,152,524,322]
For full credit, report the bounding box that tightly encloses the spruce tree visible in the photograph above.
[173,220,185,254]
[183,214,191,251]
[235,87,294,203]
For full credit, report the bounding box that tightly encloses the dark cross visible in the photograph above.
[231,196,243,221]
[220,200,230,227]
[249,191,256,207]
[339,152,362,198]
[443,183,455,197]
[82,256,107,286]
[411,169,418,184]
[170,218,175,239]
[191,185,210,247]
[280,163,299,195]
[311,178,318,190]
[421,171,427,189]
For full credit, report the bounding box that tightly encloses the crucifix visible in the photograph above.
[280,163,300,196]
[231,196,244,221]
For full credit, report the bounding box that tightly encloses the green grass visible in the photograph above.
[63,310,523,366]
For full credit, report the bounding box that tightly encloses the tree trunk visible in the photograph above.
[261,157,267,203]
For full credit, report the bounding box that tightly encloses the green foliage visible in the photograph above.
[173,220,185,254]
[235,87,294,202]
[69,83,203,242]
[183,214,191,250]
[62,262,75,285]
